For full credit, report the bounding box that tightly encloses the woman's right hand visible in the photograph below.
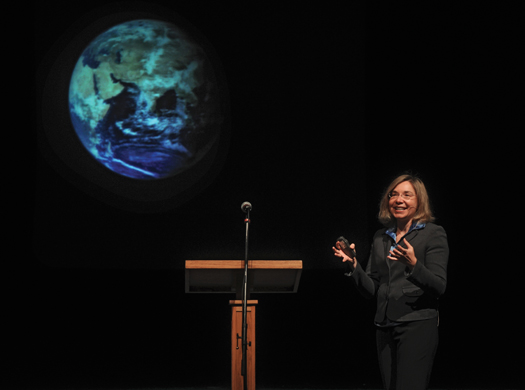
[332,241,357,270]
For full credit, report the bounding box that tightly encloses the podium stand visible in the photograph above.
[185,260,302,390]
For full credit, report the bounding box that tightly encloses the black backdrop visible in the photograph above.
[15,1,520,389]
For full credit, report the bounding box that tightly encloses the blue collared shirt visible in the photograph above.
[385,221,426,249]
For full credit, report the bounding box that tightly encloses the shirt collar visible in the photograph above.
[385,221,426,242]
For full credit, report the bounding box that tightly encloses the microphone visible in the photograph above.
[241,201,252,213]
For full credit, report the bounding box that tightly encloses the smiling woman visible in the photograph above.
[388,181,418,227]
[332,173,448,390]
[378,173,435,229]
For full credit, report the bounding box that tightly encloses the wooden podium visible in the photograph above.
[185,260,302,390]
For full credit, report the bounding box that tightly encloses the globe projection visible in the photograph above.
[68,19,222,180]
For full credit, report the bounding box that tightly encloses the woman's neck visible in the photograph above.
[396,219,414,239]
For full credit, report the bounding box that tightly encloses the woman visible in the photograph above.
[333,174,449,390]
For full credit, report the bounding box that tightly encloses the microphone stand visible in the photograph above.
[241,207,250,390]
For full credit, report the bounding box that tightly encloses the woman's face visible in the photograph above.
[389,181,418,224]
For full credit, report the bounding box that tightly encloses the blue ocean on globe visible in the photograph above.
[69,19,222,180]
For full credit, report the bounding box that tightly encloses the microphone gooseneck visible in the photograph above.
[240,201,251,389]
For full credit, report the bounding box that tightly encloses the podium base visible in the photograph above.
[230,300,257,390]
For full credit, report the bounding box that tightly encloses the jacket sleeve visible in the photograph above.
[406,224,449,297]
[347,233,383,299]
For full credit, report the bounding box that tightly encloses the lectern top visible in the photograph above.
[185,260,302,269]
[185,260,303,295]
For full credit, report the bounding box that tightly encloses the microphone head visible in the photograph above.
[241,201,252,212]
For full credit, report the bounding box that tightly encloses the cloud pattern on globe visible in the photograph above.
[69,19,222,180]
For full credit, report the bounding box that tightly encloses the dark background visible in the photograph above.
[14,1,520,389]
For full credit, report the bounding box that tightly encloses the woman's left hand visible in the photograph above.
[388,238,418,270]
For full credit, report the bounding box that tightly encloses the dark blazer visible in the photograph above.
[349,223,449,324]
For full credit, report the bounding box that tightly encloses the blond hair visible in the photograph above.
[378,174,435,227]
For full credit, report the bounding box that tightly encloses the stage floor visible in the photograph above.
[94,387,519,390]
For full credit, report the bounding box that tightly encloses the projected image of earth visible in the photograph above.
[69,19,222,180]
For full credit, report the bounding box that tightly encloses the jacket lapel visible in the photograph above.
[404,228,420,244]
[384,235,393,269]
